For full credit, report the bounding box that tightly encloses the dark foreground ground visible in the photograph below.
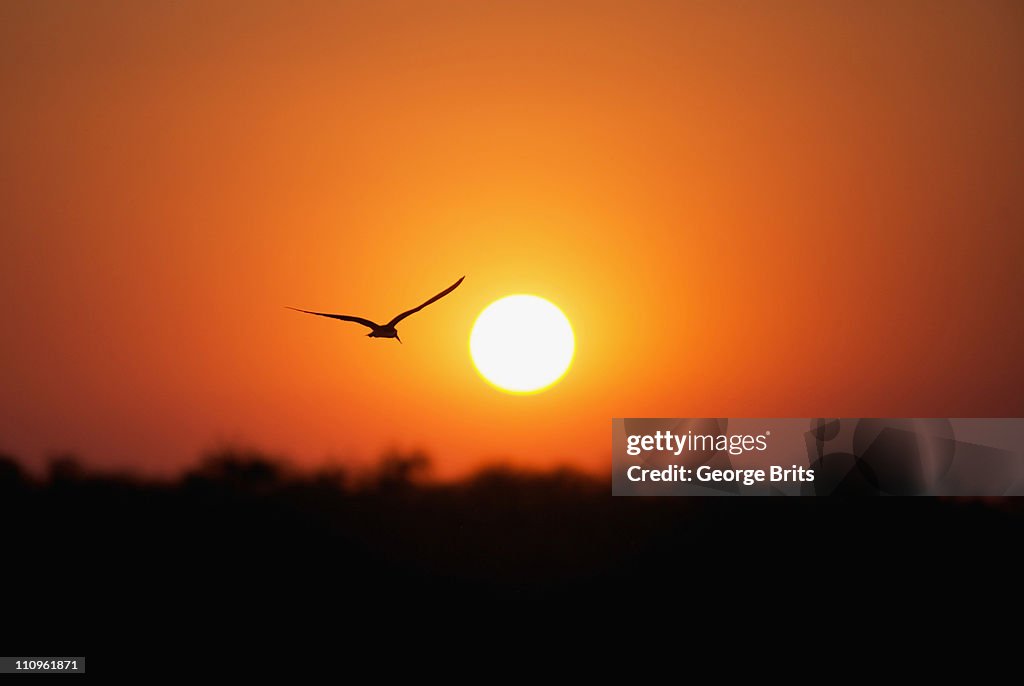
[2,449,1020,656]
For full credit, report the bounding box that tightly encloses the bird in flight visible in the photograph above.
[287,276,465,343]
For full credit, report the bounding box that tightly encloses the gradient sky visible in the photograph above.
[2,1,1022,477]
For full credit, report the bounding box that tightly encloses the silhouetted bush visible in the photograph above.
[0,454,25,493]
[371,449,432,491]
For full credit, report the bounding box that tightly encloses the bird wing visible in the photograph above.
[387,276,465,327]
[286,308,380,330]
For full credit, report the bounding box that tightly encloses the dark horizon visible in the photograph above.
[5,444,1019,610]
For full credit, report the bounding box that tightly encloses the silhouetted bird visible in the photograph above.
[288,276,464,343]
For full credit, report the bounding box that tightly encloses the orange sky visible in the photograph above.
[1,1,1022,478]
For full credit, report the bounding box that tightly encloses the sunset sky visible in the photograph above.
[1,1,1022,478]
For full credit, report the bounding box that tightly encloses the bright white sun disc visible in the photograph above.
[470,295,574,393]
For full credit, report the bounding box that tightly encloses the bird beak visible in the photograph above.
[396,335,402,344]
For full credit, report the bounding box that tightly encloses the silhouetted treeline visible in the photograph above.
[1,448,1020,647]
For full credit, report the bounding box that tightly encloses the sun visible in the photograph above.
[470,295,575,394]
